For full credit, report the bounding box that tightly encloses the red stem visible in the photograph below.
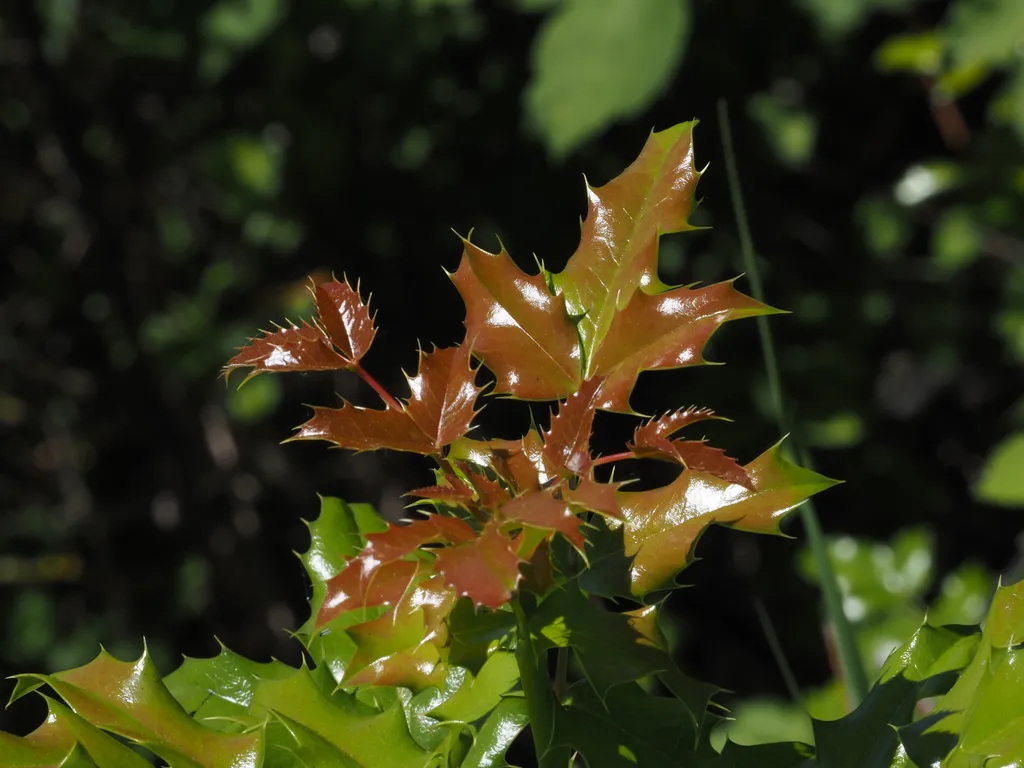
[353,363,402,410]
[591,451,636,467]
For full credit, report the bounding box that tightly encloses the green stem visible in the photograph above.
[752,597,801,705]
[717,99,869,706]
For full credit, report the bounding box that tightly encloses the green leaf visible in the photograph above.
[553,681,701,767]
[621,440,838,595]
[919,581,1024,767]
[457,696,529,768]
[250,666,434,767]
[526,0,689,156]
[529,585,670,700]
[431,652,520,722]
[262,711,361,768]
[554,121,703,381]
[11,647,263,767]
[975,432,1024,507]
[296,497,388,637]
[710,698,813,751]
[447,601,517,672]
[163,642,297,730]
[513,595,572,768]
[0,694,153,767]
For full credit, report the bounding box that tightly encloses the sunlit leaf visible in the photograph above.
[434,522,523,609]
[620,441,838,595]
[542,376,604,475]
[498,491,585,550]
[11,648,263,767]
[629,407,751,488]
[224,277,378,383]
[450,238,581,400]
[313,277,377,363]
[249,666,434,768]
[589,279,780,413]
[292,344,484,455]
[556,122,702,373]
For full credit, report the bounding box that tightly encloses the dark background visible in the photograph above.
[2,0,1022,740]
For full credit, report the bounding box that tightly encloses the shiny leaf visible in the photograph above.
[542,376,604,475]
[249,666,434,768]
[434,523,523,609]
[498,491,585,550]
[620,441,839,595]
[313,277,377,364]
[556,122,702,374]
[11,648,263,768]
[589,279,780,413]
[297,497,388,637]
[450,238,581,400]
[224,320,349,380]
[224,276,377,381]
[164,642,296,728]
[457,697,530,768]
[430,651,520,723]
[629,407,749,487]
[292,344,483,455]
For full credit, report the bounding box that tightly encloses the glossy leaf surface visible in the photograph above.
[556,122,701,371]
[292,344,483,455]
[451,239,581,400]
[620,441,839,594]
[542,376,603,475]
[10,648,263,768]
[224,277,375,380]
[629,407,751,488]
[589,280,780,412]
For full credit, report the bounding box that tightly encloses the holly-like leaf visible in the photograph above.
[316,513,475,628]
[555,122,701,372]
[912,580,1024,768]
[164,642,296,729]
[249,666,434,768]
[344,575,456,689]
[530,586,669,700]
[224,320,350,380]
[589,279,781,413]
[0,694,154,767]
[620,441,839,595]
[313,277,377,363]
[498,491,585,550]
[450,238,582,400]
[449,429,557,495]
[292,344,484,455]
[9,648,263,768]
[457,697,530,768]
[543,376,604,476]
[565,477,624,520]
[434,522,524,609]
[629,407,750,487]
[224,276,376,381]
[318,559,424,628]
[430,651,520,723]
[297,496,388,638]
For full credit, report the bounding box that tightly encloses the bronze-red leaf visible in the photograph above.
[290,344,484,456]
[543,377,605,476]
[224,321,348,380]
[451,239,581,400]
[313,277,377,363]
[434,522,523,609]
[498,492,585,550]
